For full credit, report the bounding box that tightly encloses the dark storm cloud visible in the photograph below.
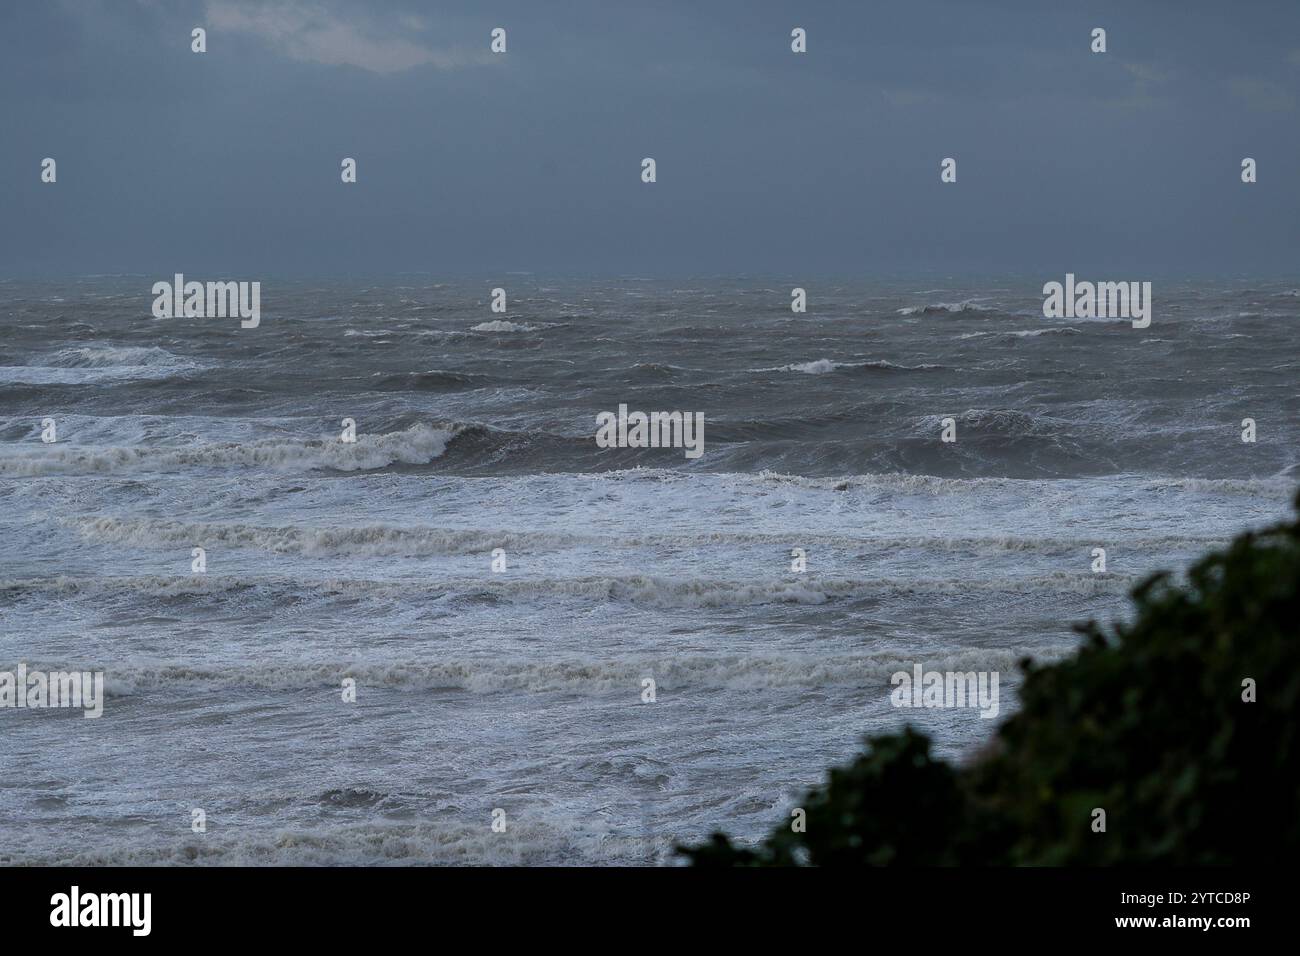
[2,0,1298,276]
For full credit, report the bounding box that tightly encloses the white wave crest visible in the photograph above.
[40,346,189,368]
[1141,477,1297,497]
[958,327,1082,340]
[471,320,537,332]
[68,517,592,557]
[755,358,946,374]
[64,515,1226,558]
[898,299,995,316]
[0,423,454,477]
[0,346,201,385]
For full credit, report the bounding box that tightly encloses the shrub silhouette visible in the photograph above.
[680,492,1300,866]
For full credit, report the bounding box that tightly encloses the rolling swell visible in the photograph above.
[79,647,1048,697]
[4,276,1298,867]
[0,570,1141,609]
[0,423,458,476]
[366,369,491,391]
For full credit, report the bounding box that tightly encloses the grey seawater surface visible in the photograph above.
[0,276,1296,864]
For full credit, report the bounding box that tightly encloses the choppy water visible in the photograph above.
[1,276,1296,864]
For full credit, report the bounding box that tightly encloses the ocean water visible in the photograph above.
[1,276,1296,865]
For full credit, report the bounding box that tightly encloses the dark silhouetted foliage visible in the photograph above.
[680,492,1300,865]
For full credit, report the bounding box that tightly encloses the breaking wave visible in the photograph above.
[68,517,595,557]
[0,346,203,385]
[898,300,997,316]
[65,515,1227,559]
[0,423,456,476]
[40,346,193,368]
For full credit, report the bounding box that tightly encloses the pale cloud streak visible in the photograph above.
[1228,75,1296,112]
[204,0,492,74]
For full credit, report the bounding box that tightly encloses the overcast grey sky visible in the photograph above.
[3,0,1298,277]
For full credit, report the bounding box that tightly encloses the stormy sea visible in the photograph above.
[1,276,1295,864]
